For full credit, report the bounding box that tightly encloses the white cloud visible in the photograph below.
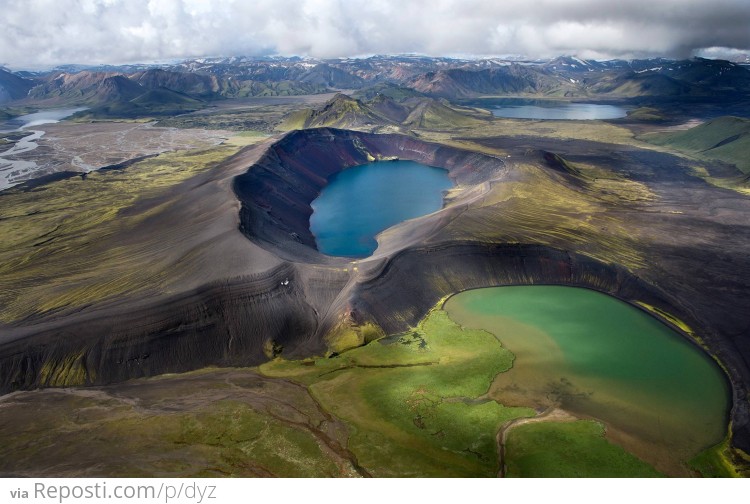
[1,0,749,68]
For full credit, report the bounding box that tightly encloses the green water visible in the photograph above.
[309,160,453,257]
[444,286,730,471]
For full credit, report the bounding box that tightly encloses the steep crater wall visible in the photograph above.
[0,263,325,392]
[349,241,749,454]
[233,128,506,260]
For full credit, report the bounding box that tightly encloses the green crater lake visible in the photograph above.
[310,160,453,257]
[444,286,730,473]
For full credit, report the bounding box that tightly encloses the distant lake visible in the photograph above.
[0,107,86,132]
[0,107,86,191]
[475,99,627,120]
[310,161,453,257]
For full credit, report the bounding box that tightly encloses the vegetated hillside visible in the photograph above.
[74,88,204,119]
[1,55,748,118]
[588,58,750,98]
[589,73,698,97]
[228,80,328,97]
[131,69,222,98]
[278,92,489,131]
[400,97,489,128]
[407,65,574,98]
[365,94,412,123]
[0,68,35,104]
[27,72,146,104]
[663,58,750,91]
[352,82,425,101]
[26,69,329,106]
[279,93,396,130]
[645,116,750,174]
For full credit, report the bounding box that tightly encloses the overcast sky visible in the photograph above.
[2,0,749,68]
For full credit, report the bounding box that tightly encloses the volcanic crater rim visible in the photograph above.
[232,127,508,263]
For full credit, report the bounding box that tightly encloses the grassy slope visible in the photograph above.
[0,308,534,477]
[262,309,534,477]
[690,439,746,478]
[277,94,489,132]
[0,304,676,477]
[505,420,664,477]
[0,140,253,322]
[0,371,351,477]
[402,100,489,130]
[644,116,750,174]
[74,89,205,120]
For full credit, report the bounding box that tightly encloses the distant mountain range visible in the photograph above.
[1,55,749,117]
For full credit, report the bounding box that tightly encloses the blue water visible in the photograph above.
[0,107,87,132]
[484,99,627,120]
[309,160,453,257]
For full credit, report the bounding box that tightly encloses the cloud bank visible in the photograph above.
[2,0,749,68]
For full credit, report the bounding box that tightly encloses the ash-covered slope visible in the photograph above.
[1,128,749,457]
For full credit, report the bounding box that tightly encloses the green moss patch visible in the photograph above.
[262,309,533,476]
[505,420,663,478]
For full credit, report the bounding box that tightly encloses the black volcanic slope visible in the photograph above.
[0,128,749,457]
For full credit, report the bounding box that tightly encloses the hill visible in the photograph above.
[407,65,575,98]
[353,82,425,101]
[588,58,750,98]
[279,93,394,130]
[400,97,489,129]
[645,116,750,174]
[0,68,35,104]
[131,69,221,98]
[590,73,697,97]
[278,93,489,131]
[74,88,204,119]
[27,72,145,105]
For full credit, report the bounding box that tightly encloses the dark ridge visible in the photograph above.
[0,263,322,392]
[705,133,741,151]
[99,153,160,171]
[1,171,84,193]
[0,153,162,195]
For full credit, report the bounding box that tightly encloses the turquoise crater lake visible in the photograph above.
[309,160,454,257]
